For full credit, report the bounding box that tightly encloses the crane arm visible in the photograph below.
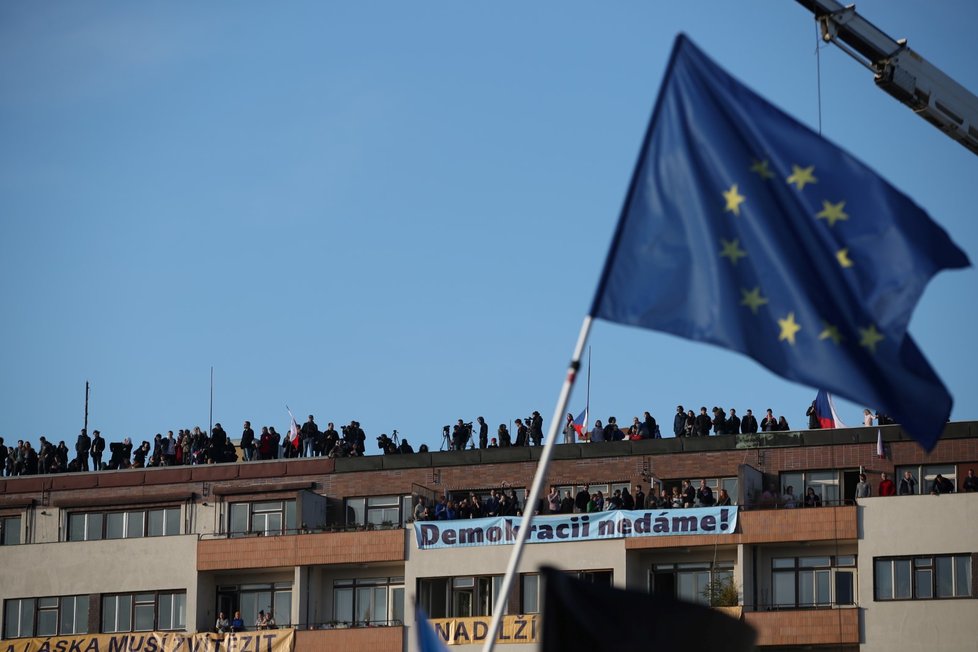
[798,0,978,156]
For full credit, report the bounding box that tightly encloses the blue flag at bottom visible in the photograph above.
[590,35,969,451]
[417,609,448,652]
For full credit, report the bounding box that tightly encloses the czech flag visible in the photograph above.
[814,389,846,429]
[573,408,589,440]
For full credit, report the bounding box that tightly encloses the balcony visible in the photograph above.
[739,505,856,543]
[197,528,405,571]
[744,608,859,647]
[295,625,403,652]
[625,505,856,550]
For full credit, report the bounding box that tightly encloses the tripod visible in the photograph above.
[440,426,451,451]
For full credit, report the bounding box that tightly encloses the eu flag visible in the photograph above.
[590,35,969,451]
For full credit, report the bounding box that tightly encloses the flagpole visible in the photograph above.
[585,346,591,436]
[481,315,593,652]
[209,366,214,436]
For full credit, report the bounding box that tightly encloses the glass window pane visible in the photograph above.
[240,593,258,625]
[356,587,372,623]
[230,503,249,536]
[836,555,856,567]
[106,513,125,540]
[88,513,103,541]
[936,557,954,598]
[273,590,291,626]
[19,598,34,637]
[102,597,116,633]
[374,587,388,623]
[391,587,404,625]
[252,501,281,513]
[799,557,831,568]
[334,588,353,623]
[875,560,892,600]
[127,511,144,538]
[367,496,397,507]
[954,556,971,597]
[916,569,933,598]
[836,571,854,605]
[37,608,58,637]
[134,603,154,631]
[807,471,839,504]
[2,516,21,545]
[61,597,75,634]
[148,510,164,537]
[894,560,912,599]
[772,558,795,569]
[159,595,172,629]
[173,594,186,629]
[816,570,831,605]
[522,575,539,614]
[799,571,814,606]
[76,596,90,634]
[165,508,181,536]
[285,500,296,533]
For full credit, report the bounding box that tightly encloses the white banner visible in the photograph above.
[414,507,738,550]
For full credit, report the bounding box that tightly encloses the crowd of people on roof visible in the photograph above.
[0,399,902,477]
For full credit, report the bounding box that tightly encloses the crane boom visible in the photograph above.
[798,0,978,156]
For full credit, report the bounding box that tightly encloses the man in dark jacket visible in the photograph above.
[575,484,591,513]
[741,410,758,434]
[727,409,742,435]
[300,415,319,457]
[695,408,713,437]
[240,421,256,461]
[673,406,686,437]
[75,429,91,471]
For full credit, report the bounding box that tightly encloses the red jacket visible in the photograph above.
[879,479,896,496]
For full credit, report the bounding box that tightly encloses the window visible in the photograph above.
[333,577,404,626]
[345,496,411,527]
[3,596,89,638]
[1,515,21,545]
[68,508,181,541]
[770,556,855,608]
[521,575,540,614]
[875,555,972,600]
[102,591,186,633]
[418,576,503,618]
[894,464,956,495]
[780,470,840,505]
[225,583,293,628]
[653,562,732,606]
[228,501,296,536]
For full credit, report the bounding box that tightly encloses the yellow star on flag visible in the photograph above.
[859,324,885,353]
[778,312,801,345]
[817,200,848,227]
[786,165,817,191]
[836,249,854,268]
[719,238,747,265]
[740,287,768,315]
[723,184,746,216]
[750,159,775,180]
[819,322,843,345]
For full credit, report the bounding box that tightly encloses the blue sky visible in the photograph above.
[2,1,976,453]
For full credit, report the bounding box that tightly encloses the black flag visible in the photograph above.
[541,566,755,652]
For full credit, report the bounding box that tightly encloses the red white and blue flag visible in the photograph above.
[573,408,589,439]
[814,389,846,429]
[286,406,301,449]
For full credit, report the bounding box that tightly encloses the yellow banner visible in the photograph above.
[1,628,294,652]
[429,615,539,646]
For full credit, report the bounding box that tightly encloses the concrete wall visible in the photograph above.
[858,494,978,652]
[0,535,200,634]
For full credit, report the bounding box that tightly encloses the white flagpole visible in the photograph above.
[480,315,594,652]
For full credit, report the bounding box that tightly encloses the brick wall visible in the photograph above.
[294,625,402,652]
[745,608,859,646]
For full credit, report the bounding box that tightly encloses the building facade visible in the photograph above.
[1,422,976,651]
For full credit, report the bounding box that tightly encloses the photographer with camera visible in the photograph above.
[451,419,472,451]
